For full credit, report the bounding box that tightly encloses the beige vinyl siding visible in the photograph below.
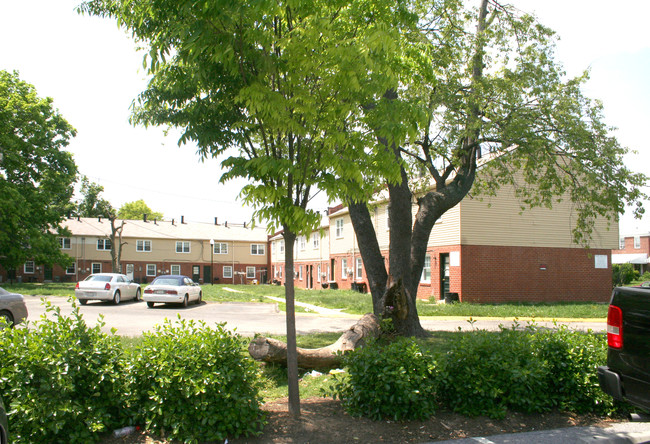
[296,231,329,261]
[330,213,356,255]
[459,185,618,249]
[427,204,461,246]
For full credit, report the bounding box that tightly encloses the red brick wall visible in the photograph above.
[613,235,650,255]
[459,245,612,303]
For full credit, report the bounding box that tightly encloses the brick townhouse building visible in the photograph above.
[0,216,271,285]
[612,231,650,275]
[271,182,617,303]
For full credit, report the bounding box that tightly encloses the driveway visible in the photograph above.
[22,295,605,337]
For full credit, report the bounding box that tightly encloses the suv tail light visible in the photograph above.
[607,305,623,349]
[104,283,111,291]
[75,282,79,289]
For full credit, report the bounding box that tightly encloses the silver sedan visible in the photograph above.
[75,273,141,305]
[143,275,202,308]
[0,286,28,327]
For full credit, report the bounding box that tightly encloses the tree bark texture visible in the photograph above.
[282,229,300,417]
[248,313,380,368]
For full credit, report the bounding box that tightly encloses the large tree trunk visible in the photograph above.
[249,313,380,368]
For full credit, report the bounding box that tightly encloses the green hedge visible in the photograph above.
[329,324,621,420]
[0,300,265,443]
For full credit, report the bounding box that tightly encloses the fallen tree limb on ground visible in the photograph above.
[248,313,380,368]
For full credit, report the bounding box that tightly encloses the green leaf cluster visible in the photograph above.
[0,299,128,443]
[0,70,78,271]
[126,317,265,442]
[326,337,438,420]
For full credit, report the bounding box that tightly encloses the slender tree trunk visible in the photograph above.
[282,229,300,417]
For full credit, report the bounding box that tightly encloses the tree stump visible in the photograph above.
[248,313,380,369]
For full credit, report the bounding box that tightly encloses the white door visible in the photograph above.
[126,263,134,280]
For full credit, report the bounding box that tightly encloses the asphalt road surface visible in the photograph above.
[22,295,605,337]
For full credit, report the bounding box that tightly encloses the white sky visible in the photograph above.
[1,0,649,234]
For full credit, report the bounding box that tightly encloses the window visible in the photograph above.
[66,262,76,275]
[634,236,641,249]
[619,238,626,250]
[146,264,156,276]
[317,264,321,282]
[335,219,344,238]
[97,238,112,251]
[341,258,348,279]
[213,242,228,254]
[278,266,283,278]
[251,244,265,255]
[298,265,303,280]
[171,264,181,275]
[136,240,152,252]
[356,257,363,280]
[299,236,306,251]
[421,256,431,282]
[92,263,102,274]
[59,237,71,249]
[223,266,233,278]
[24,261,35,274]
[312,233,319,249]
[176,241,190,253]
[246,266,256,279]
[280,240,285,254]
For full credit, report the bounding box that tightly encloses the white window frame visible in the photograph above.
[341,258,348,280]
[251,244,265,255]
[298,265,303,280]
[619,238,626,250]
[171,264,181,275]
[146,264,157,276]
[92,263,102,274]
[421,256,431,282]
[634,235,641,249]
[66,262,76,275]
[176,241,190,253]
[59,237,71,249]
[136,239,152,252]
[97,238,112,251]
[246,266,256,279]
[280,240,285,254]
[213,242,228,254]
[312,233,319,249]
[24,261,35,274]
[355,257,363,280]
[299,236,306,251]
[223,266,233,278]
[335,218,344,238]
[317,264,321,282]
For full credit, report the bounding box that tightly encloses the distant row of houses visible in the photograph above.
[2,182,647,303]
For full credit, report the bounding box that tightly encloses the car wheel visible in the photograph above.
[147,301,155,308]
[182,294,189,308]
[135,288,142,302]
[113,290,121,305]
[79,299,88,305]
[0,310,13,328]
[197,291,203,305]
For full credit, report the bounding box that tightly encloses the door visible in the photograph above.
[203,265,212,284]
[192,265,200,283]
[307,265,313,289]
[440,253,450,300]
[44,266,53,281]
[125,264,134,280]
[330,259,336,281]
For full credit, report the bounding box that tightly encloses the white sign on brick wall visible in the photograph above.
[450,251,460,267]
[594,255,608,269]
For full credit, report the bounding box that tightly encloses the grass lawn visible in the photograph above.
[2,282,607,318]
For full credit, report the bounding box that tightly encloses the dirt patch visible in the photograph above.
[102,397,621,443]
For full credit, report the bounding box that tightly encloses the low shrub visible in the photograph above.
[126,317,265,442]
[326,337,438,420]
[0,299,128,443]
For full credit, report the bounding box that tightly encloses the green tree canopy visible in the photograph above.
[76,175,115,218]
[117,199,163,220]
[0,70,78,271]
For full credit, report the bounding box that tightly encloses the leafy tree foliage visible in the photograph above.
[0,70,78,273]
[117,199,163,220]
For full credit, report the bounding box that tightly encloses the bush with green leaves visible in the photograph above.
[532,325,616,414]
[438,324,620,419]
[126,317,265,442]
[326,337,438,420]
[612,263,638,286]
[0,299,129,443]
[438,326,550,419]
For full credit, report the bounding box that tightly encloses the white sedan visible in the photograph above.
[75,273,142,305]
[143,275,202,308]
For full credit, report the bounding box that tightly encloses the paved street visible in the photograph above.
[22,295,605,337]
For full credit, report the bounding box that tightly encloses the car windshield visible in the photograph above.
[86,275,112,282]
[153,277,182,286]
